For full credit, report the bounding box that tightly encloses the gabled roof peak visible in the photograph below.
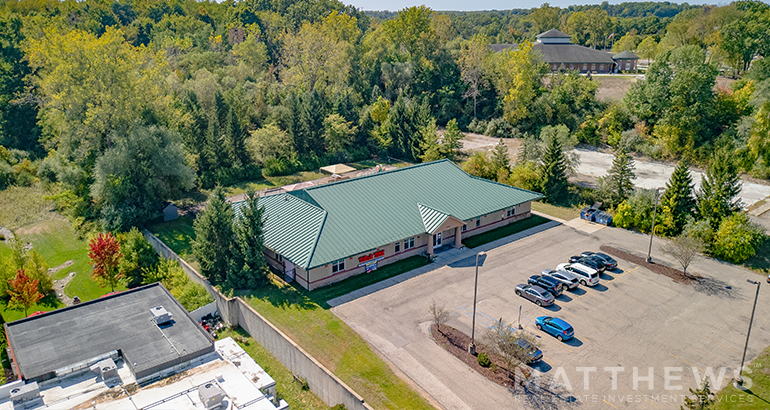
[537,29,570,38]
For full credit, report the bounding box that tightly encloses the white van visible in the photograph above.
[556,263,600,286]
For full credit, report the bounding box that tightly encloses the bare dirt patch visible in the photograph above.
[431,324,529,389]
[460,132,521,164]
[593,76,638,102]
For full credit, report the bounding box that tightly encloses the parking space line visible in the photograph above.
[597,327,605,332]
[708,337,741,354]
[603,399,619,409]
[670,353,705,372]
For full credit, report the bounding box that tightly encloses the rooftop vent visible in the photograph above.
[90,358,118,381]
[198,382,225,410]
[10,382,40,407]
[151,306,173,325]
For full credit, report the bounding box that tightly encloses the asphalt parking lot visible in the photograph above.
[332,220,770,410]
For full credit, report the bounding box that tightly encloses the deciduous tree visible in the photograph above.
[660,235,703,277]
[88,232,125,292]
[7,269,43,317]
[458,34,491,118]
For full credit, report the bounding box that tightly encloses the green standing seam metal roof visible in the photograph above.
[235,159,543,270]
[418,203,451,234]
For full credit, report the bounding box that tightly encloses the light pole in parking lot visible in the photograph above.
[737,279,761,386]
[469,251,486,355]
[646,187,663,263]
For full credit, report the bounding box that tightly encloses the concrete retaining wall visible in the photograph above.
[189,301,218,323]
[142,229,373,410]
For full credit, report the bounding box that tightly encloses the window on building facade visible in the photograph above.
[395,241,401,253]
[506,207,516,217]
[476,219,481,227]
[625,62,631,70]
[404,237,415,250]
[591,63,596,71]
[332,259,345,273]
[600,64,604,70]
[276,253,283,262]
[582,64,587,71]
[462,224,467,232]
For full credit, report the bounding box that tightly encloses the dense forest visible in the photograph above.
[0,0,769,235]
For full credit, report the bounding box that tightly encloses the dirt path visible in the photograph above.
[49,260,76,306]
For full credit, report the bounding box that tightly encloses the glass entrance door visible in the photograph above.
[433,232,443,248]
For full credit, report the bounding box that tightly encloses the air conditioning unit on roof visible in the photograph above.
[151,306,173,325]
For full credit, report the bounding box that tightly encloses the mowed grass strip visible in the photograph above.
[308,256,430,307]
[531,201,582,221]
[709,345,770,409]
[147,216,201,272]
[244,279,435,410]
[462,214,551,249]
[217,328,329,410]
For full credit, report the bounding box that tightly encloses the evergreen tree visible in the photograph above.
[223,106,246,172]
[490,138,511,178]
[299,91,326,156]
[539,135,569,204]
[659,160,696,235]
[192,188,235,287]
[697,147,742,228]
[231,191,268,289]
[442,119,464,161]
[597,146,636,207]
[681,377,713,410]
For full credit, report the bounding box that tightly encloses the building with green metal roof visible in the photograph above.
[234,159,543,290]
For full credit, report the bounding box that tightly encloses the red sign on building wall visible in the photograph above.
[358,249,385,263]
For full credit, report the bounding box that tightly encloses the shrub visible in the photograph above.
[477,352,491,367]
[262,157,293,177]
[711,213,766,263]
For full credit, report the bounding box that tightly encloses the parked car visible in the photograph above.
[568,255,606,272]
[535,316,574,341]
[556,263,600,286]
[515,284,555,306]
[581,252,618,270]
[542,269,579,290]
[515,337,544,364]
[528,275,564,296]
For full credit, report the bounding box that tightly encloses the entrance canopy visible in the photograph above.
[320,164,355,175]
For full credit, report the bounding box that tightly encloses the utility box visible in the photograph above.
[151,306,173,325]
[198,382,225,410]
[10,382,40,407]
[90,358,118,380]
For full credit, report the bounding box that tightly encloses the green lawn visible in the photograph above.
[217,328,329,410]
[531,201,583,221]
[0,218,124,322]
[146,216,201,272]
[244,279,435,410]
[709,345,770,409]
[304,256,430,308]
[462,215,551,249]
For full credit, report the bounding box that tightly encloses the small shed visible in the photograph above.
[163,202,178,222]
[320,164,355,175]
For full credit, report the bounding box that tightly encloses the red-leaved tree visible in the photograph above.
[7,269,43,317]
[88,232,124,292]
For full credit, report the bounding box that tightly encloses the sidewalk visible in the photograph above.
[326,219,562,307]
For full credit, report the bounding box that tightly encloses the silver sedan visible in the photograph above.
[515,284,555,307]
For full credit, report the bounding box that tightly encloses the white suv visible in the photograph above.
[556,263,600,287]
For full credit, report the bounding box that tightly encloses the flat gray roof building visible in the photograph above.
[5,283,214,383]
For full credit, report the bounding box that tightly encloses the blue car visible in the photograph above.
[535,316,574,341]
